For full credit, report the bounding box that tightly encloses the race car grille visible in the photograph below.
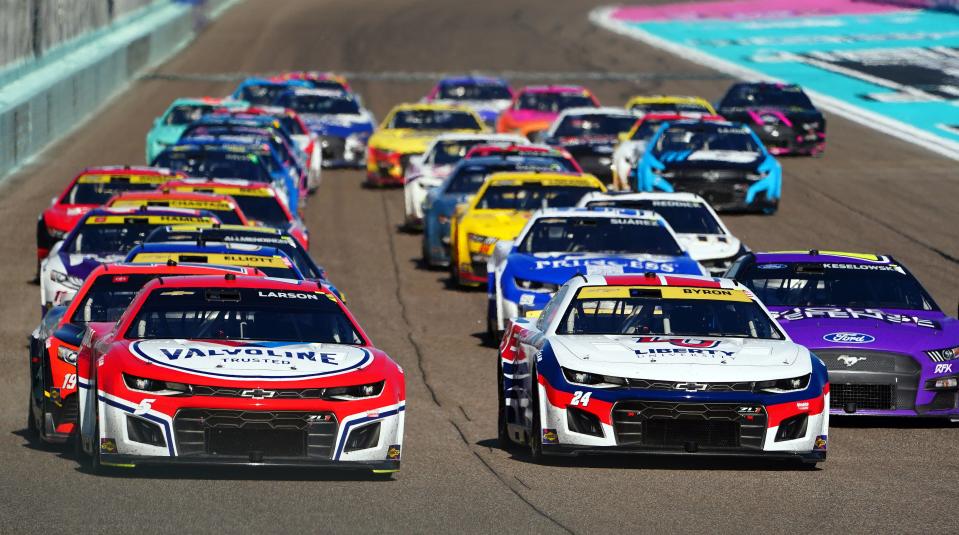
[173,409,337,459]
[319,135,346,160]
[830,384,895,411]
[667,176,750,209]
[624,378,753,393]
[470,260,489,278]
[816,350,920,411]
[188,385,331,399]
[612,401,766,450]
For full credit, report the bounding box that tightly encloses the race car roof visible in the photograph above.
[528,206,663,222]
[284,88,352,98]
[555,106,634,118]
[81,206,210,218]
[128,241,290,257]
[388,102,477,113]
[160,224,284,236]
[750,251,894,265]
[162,179,280,197]
[135,273,329,294]
[80,262,261,278]
[438,75,509,86]
[108,191,239,205]
[520,85,592,94]
[579,191,710,205]
[484,171,602,186]
[577,273,742,290]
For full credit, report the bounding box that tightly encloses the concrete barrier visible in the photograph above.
[0,0,239,182]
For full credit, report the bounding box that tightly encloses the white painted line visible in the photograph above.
[589,6,959,161]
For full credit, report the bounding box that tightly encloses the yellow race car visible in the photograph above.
[448,171,605,286]
[366,103,486,186]
[624,95,716,115]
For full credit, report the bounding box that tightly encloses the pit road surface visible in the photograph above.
[1,1,957,533]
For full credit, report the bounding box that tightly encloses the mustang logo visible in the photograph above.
[837,355,867,367]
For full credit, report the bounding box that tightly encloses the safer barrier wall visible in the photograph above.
[0,0,236,181]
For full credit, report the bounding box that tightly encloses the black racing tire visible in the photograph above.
[26,389,38,438]
[528,363,543,463]
[486,300,500,346]
[497,359,514,450]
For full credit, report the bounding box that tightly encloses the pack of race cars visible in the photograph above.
[26,72,957,476]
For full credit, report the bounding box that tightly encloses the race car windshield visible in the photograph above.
[67,222,170,255]
[126,287,363,344]
[516,92,596,112]
[64,179,160,205]
[304,79,348,91]
[630,102,711,114]
[629,120,667,141]
[553,115,637,138]
[239,84,289,106]
[721,86,815,110]
[70,274,160,324]
[229,195,290,227]
[518,217,683,256]
[115,201,244,226]
[476,184,598,210]
[438,84,511,101]
[145,230,321,279]
[444,159,570,194]
[155,151,272,183]
[654,126,759,154]
[164,104,215,126]
[738,263,938,310]
[585,199,724,234]
[283,95,360,115]
[391,110,482,130]
[557,291,783,339]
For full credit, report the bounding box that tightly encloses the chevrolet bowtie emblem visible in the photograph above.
[674,382,708,392]
[240,388,276,399]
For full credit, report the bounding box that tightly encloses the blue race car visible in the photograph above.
[152,139,303,215]
[145,97,248,163]
[634,120,781,213]
[229,77,312,106]
[421,154,577,268]
[486,207,705,338]
[275,88,375,168]
[124,241,305,280]
[424,75,514,127]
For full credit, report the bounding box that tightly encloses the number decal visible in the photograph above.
[133,398,155,415]
[570,391,591,407]
[61,374,77,389]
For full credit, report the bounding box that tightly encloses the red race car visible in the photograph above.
[37,166,184,266]
[464,144,583,173]
[160,178,310,250]
[27,262,262,445]
[75,275,406,475]
[106,190,252,227]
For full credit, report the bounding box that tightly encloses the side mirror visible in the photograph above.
[618,132,629,142]
[53,323,85,347]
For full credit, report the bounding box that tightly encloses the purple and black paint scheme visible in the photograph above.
[728,251,959,419]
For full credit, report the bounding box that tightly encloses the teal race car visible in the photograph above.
[145,97,248,163]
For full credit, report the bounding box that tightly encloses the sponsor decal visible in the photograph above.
[637,336,720,349]
[837,355,868,367]
[814,435,827,451]
[934,363,953,374]
[534,258,678,272]
[823,332,876,344]
[387,445,402,460]
[542,429,559,444]
[609,218,658,226]
[771,307,940,329]
[257,291,319,300]
[674,382,708,392]
[635,338,733,357]
[757,263,787,270]
[100,438,118,454]
[518,294,536,306]
[796,401,810,411]
[821,263,904,273]
[130,340,371,380]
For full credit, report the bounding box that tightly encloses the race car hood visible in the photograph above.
[459,209,532,240]
[125,339,375,381]
[659,149,763,171]
[508,252,704,284]
[370,129,474,154]
[549,335,810,382]
[676,233,742,262]
[767,306,959,355]
[149,124,187,146]
[300,113,374,137]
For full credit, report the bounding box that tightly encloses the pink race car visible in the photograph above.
[495,85,599,139]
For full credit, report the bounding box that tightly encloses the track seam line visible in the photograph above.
[378,189,576,534]
[379,189,442,407]
[448,419,576,535]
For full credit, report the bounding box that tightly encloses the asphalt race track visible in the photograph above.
[1,1,957,532]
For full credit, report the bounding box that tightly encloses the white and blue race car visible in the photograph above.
[486,207,705,339]
[497,273,829,465]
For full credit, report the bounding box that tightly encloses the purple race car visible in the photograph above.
[728,251,959,419]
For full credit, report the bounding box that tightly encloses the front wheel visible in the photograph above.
[528,364,543,462]
[497,360,514,450]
